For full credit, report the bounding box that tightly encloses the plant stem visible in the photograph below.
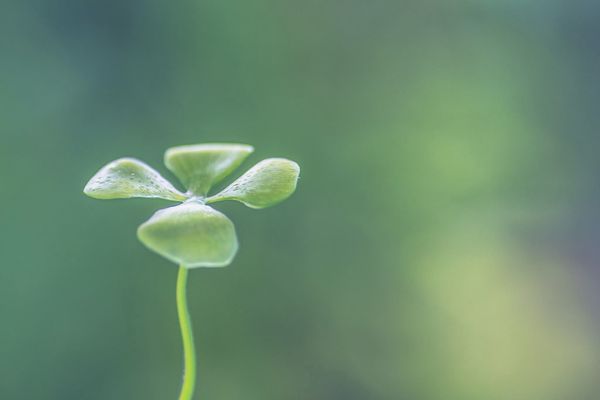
[177,266,197,400]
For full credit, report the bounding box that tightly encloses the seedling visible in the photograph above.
[84,143,300,399]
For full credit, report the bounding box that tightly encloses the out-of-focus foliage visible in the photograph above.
[1,1,600,399]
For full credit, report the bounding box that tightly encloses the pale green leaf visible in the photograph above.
[84,158,187,201]
[207,158,300,209]
[164,143,254,196]
[137,202,238,268]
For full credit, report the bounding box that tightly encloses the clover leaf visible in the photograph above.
[207,158,300,209]
[165,143,254,196]
[137,202,238,268]
[84,157,187,201]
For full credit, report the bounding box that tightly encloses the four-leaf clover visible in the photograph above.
[84,143,300,267]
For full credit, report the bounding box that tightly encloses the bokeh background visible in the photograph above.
[2,1,600,399]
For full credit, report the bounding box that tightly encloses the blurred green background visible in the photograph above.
[2,0,600,399]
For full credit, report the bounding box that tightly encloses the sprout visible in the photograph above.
[84,143,300,399]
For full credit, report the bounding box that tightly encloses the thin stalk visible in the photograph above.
[177,266,197,400]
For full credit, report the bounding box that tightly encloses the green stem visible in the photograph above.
[177,266,197,400]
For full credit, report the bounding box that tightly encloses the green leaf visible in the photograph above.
[137,202,238,268]
[84,158,187,201]
[207,158,300,209]
[164,143,254,196]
